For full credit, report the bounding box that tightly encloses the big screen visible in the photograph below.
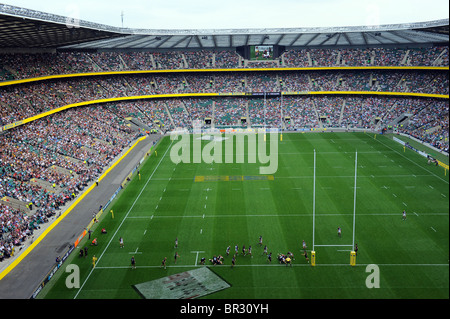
[249,45,274,60]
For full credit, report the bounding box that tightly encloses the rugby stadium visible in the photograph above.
[0,3,448,306]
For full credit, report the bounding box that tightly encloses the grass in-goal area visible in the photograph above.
[39,132,449,299]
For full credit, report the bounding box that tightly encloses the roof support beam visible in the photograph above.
[195,35,203,48]
[304,33,320,46]
[361,32,368,46]
[155,36,171,48]
[318,33,337,46]
[170,35,189,48]
[275,33,284,45]
[365,32,384,44]
[288,33,302,46]
[343,32,352,45]
[390,30,415,43]
[334,33,341,45]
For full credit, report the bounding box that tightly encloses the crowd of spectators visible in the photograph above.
[1,70,447,127]
[1,104,142,262]
[0,46,447,81]
[397,99,449,152]
[213,98,247,127]
[1,47,448,263]
[282,96,319,129]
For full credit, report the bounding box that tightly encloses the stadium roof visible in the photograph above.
[0,3,448,50]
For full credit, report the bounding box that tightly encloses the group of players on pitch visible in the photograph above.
[93,220,374,269]
[87,187,409,269]
[182,235,313,268]
[103,210,413,269]
[126,210,410,269]
[208,236,312,268]
[131,231,351,270]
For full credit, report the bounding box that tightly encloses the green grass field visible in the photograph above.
[39,132,449,299]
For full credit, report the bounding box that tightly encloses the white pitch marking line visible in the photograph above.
[191,251,205,266]
[129,247,142,255]
[127,212,449,219]
[392,194,397,197]
[75,140,173,299]
[369,134,448,184]
[430,227,437,232]
[402,202,407,206]
[96,263,450,269]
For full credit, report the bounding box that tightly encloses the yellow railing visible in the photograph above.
[1,91,448,132]
[0,66,447,87]
[0,66,448,132]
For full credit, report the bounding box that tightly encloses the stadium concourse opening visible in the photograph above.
[0,4,448,300]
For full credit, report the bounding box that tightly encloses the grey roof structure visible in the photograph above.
[0,3,448,50]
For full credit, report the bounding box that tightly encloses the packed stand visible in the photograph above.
[0,105,142,262]
[1,47,448,82]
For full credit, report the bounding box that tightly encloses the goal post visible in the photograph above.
[350,251,356,266]
[311,150,358,265]
[352,151,357,249]
[312,149,316,251]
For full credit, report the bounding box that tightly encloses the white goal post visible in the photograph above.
[311,149,358,252]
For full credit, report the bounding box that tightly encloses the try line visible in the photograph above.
[125,212,448,219]
[93,263,449,269]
